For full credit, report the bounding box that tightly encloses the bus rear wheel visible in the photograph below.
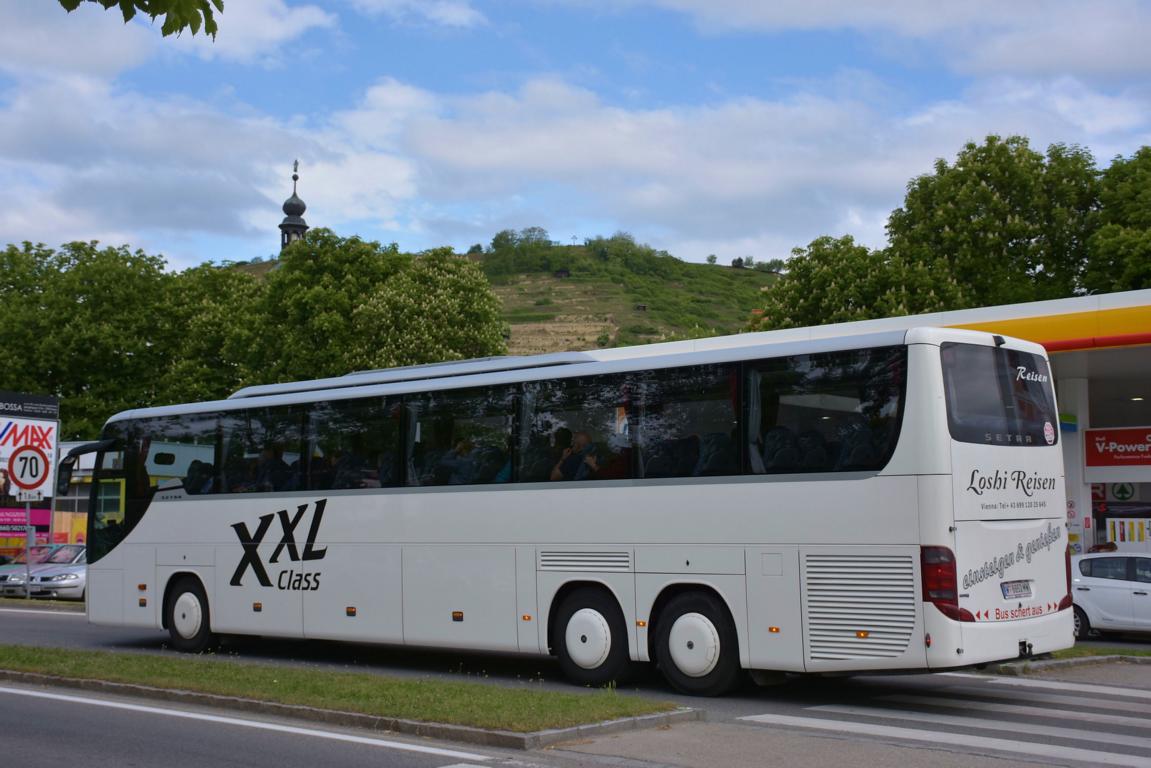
[655,592,741,696]
[554,588,630,686]
[166,577,217,653]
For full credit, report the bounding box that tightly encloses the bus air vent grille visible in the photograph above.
[538,551,632,572]
[803,553,916,661]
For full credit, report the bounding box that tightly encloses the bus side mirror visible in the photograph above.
[56,455,77,497]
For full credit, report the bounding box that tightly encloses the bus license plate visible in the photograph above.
[1001,580,1032,599]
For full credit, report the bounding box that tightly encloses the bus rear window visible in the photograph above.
[941,342,1057,447]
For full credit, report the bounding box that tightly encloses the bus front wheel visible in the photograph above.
[655,592,741,696]
[554,588,630,686]
[166,577,217,653]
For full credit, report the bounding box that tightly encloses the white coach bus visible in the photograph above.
[60,326,1072,695]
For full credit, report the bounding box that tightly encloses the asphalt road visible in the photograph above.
[3,606,1151,767]
[0,682,507,768]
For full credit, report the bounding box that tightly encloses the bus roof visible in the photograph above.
[104,326,1042,425]
[227,351,596,400]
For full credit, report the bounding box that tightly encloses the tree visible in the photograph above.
[247,229,407,384]
[886,135,1099,308]
[58,0,223,37]
[157,263,263,404]
[490,229,518,253]
[0,242,173,439]
[1084,147,1151,293]
[731,257,744,269]
[706,254,717,265]
[750,235,959,331]
[350,248,507,369]
[753,258,786,273]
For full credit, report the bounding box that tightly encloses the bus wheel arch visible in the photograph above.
[651,586,742,696]
[549,583,630,686]
[163,573,217,653]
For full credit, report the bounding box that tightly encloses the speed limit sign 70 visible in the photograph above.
[8,444,50,490]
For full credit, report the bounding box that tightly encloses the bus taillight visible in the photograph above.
[921,546,975,622]
[1058,545,1073,611]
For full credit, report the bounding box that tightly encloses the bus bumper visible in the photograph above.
[926,607,1074,669]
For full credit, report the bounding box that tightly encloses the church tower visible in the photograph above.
[279,160,309,251]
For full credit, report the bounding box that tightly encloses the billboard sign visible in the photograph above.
[1085,427,1151,467]
[0,391,60,514]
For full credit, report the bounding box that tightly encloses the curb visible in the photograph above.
[987,655,1151,676]
[0,669,700,750]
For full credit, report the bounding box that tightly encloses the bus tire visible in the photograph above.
[554,588,630,687]
[166,577,217,653]
[655,591,741,696]
[1073,605,1091,641]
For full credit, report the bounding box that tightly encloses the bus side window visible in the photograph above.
[745,347,905,475]
[307,397,400,491]
[406,386,514,487]
[637,364,737,479]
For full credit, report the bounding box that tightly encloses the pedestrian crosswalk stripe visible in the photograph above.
[909,684,1151,715]
[940,672,1151,701]
[813,704,1151,751]
[739,713,1151,767]
[881,694,1151,729]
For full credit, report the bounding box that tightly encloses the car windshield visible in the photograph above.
[44,545,84,564]
[10,547,53,565]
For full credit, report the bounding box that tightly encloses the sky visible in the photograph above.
[1,1,1149,271]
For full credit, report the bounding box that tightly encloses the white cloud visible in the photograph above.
[346,0,486,28]
[4,66,1148,269]
[165,0,336,64]
[0,76,319,261]
[610,0,1151,78]
[311,72,1149,261]
[0,2,154,79]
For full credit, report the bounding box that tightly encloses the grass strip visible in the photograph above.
[1051,644,1151,660]
[0,597,83,611]
[0,644,674,732]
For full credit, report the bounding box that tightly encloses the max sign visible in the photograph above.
[1086,427,1151,467]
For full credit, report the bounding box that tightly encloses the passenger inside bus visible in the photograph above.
[551,431,599,481]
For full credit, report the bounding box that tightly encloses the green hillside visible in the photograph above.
[480,232,776,354]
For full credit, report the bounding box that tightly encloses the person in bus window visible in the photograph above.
[551,431,599,481]
[437,439,478,485]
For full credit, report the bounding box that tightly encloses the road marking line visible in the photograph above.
[0,686,490,762]
[814,704,1151,750]
[739,713,1151,767]
[0,608,85,617]
[914,684,1151,715]
[882,694,1151,729]
[940,672,1151,701]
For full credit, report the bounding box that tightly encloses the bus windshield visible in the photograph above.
[941,342,1058,447]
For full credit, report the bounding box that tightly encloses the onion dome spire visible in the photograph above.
[279,159,309,251]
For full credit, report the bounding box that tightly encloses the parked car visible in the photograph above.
[0,544,86,598]
[26,553,88,601]
[1071,553,1151,639]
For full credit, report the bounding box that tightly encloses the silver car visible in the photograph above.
[0,545,86,598]
[27,555,88,601]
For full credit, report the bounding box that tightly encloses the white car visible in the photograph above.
[1071,553,1151,640]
